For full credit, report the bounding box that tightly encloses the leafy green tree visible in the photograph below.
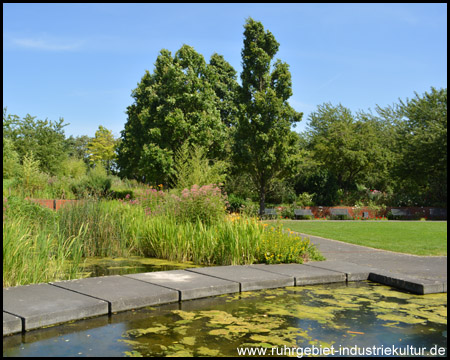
[387,87,447,206]
[64,135,92,165]
[20,151,48,197]
[87,125,117,174]
[3,137,21,179]
[60,157,88,179]
[171,142,229,190]
[307,103,391,196]
[234,18,302,216]
[206,53,240,129]
[117,45,233,185]
[3,108,68,176]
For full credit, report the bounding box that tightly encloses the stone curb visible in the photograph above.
[3,262,447,336]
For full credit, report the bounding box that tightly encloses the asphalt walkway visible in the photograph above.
[304,232,447,282]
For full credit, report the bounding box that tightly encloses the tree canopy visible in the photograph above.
[234,17,302,215]
[3,108,68,176]
[117,45,237,185]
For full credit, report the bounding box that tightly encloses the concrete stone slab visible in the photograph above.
[51,275,178,313]
[3,312,22,336]
[186,265,294,291]
[305,260,375,281]
[3,283,108,331]
[369,271,445,295]
[250,263,346,286]
[125,270,240,301]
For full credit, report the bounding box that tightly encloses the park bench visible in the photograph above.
[294,209,314,219]
[330,208,350,220]
[390,208,410,219]
[429,208,447,220]
[264,208,278,219]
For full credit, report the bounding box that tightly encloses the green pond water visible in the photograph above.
[73,256,202,278]
[3,281,447,357]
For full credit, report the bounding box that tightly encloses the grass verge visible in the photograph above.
[279,220,447,256]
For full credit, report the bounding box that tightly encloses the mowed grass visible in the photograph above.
[278,220,447,256]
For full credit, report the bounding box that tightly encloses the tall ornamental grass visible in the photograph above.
[3,216,84,288]
[3,185,324,287]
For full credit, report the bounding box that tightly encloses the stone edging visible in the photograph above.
[3,260,447,336]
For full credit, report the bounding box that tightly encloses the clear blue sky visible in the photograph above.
[3,3,447,139]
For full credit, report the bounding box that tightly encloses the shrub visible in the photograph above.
[60,157,87,179]
[71,166,112,199]
[108,189,134,200]
[256,222,324,264]
[19,151,48,197]
[295,192,315,207]
[169,184,228,225]
[227,193,246,213]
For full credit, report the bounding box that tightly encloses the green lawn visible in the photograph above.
[278,220,447,256]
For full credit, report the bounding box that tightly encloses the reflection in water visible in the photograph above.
[3,281,447,357]
[73,256,201,278]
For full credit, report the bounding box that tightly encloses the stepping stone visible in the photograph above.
[305,260,375,281]
[51,275,179,313]
[368,271,446,295]
[125,270,240,301]
[186,265,294,292]
[3,312,22,336]
[250,263,346,286]
[3,283,108,332]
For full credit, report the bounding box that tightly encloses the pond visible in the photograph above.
[3,281,447,357]
[73,256,201,278]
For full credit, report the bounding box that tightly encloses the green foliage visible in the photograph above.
[70,165,112,199]
[295,192,315,207]
[117,45,235,184]
[307,103,391,192]
[60,157,88,179]
[267,180,297,204]
[235,18,302,216]
[87,125,117,174]
[227,193,246,213]
[3,108,68,176]
[257,223,324,264]
[20,151,48,197]
[3,137,21,179]
[171,143,228,190]
[108,189,134,200]
[64,134,91,164]
[391,87,447,206]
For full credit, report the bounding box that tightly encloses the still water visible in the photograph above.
[73,256,201,278]
[3,281,447,357]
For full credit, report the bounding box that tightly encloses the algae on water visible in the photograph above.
[117,281,446,357]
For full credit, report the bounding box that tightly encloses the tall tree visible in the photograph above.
[64,134,92,165]
[307,103,391,193]
[117,45,234,185]
[234,18,302,216]
[389,87,447,206]
[86,125,117,174]
[3,108,68,176]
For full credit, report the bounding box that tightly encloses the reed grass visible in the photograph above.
[3,194,324,287]
[3,217,85,287]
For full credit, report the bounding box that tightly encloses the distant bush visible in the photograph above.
[71,166,112,199]
[108,189,134,200]
[227,193,246,213]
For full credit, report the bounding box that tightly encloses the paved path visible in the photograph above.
[304,233,447,282]
[3,235,447,336]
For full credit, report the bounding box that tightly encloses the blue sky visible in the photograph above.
[3,3,447,139]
